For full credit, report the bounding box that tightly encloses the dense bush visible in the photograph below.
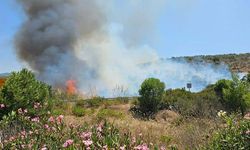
[215,75,250,116]
[206,112,250,149]
[164,86,223,117]
[138,78,165,114]
[0,69,51,118]
[0,106,164,150]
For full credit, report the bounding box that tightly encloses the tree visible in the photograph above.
[138,78,165,114]
[0,69,51,118]
[222,74,250,116]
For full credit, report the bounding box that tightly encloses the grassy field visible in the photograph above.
[52,98,221,149]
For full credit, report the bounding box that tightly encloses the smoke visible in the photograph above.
[15,0,105,87]
[15,0,231,97]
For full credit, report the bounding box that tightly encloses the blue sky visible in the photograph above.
[0,0,250,73]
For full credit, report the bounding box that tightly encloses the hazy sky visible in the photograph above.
[0,0,250,73]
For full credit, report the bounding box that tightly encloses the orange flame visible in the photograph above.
[66,80,77,95]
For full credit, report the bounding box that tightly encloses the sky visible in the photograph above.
[0,0,250,73]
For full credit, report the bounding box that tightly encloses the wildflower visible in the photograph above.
[132,137,136,144]
[21,131,26,136]
[34,102,41,109]
[97,123,104,132]
[29,131,34,135]
[62,139,74,148]
[9,136,15,142]
[44,124,50,130]
[83,139,93,147]
[80,132,92,140]
[48,116,55,123]
[28,143,33,149]
[244,112,250,120]
[31,117,40,122]
[102,145,108,150]
[18,108,23,114]
[217,110,227,117]
[0,104,5,109]
[41,145,48,150]
[246,130,250,135]
[23,109,28,113]
[160,146,166,150]
[120,145,126,150]
[21,144,26,148]
[134,144,149,150]
[56,115,64,124]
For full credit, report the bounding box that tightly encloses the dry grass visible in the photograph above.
[62,102,220,149]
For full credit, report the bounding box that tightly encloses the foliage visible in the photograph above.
[0,104,164,150]
[0,69,51,118]
[72,106,86,117]
[138,78,165,114]
[206,112,250,149]
[214,79,233,98]
[221,75,250,116]
[164,87,223,117]
[97,109,125,120]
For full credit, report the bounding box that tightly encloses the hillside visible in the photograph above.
[172,53,250,73]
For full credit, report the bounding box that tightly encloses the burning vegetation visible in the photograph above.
[66,80,77,95]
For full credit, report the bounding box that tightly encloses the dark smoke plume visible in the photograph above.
[15,0,105,86]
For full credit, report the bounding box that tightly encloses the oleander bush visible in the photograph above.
[205,112,250,149]
[0,69,51,119]
[0,104,166,150]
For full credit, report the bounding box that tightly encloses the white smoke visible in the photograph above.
[16,0,231,97]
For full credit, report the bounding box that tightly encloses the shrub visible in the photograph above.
[0,69,51,118]
[0,111,157,149]
[72,106,86,117]
[85,97,104,108]
[138,78,165,114]
[206,113,250,149]
[221,75,250,116]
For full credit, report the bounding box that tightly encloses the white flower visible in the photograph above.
[217,110,226,117]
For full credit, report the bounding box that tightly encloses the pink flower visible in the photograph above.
[0,104,5,109]
[44,124,50,130]
[134,144,149,150]
[21,131,26,136]
[34,102,41,109]
[246,130,250,135]
[132,137,136,144]
[120,145,126,150]
[21,144,26,148]
[18,108,23,114]
[9,136,15,142]
[97,123,103,132]
[56,115,64,124]
[23,109,28,113]
[244,112,250,120]
[102,145,108,150]
[80,132,92,140]
[160,146,166,150]
[31,117,40,122]
[28,143,33,149]
[29,131,34,135]
[83,139,93,147]
[41,145,48,150]
[63,139,74,148]
[48,116,55,123]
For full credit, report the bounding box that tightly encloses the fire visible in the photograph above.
[66,79,77,95]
